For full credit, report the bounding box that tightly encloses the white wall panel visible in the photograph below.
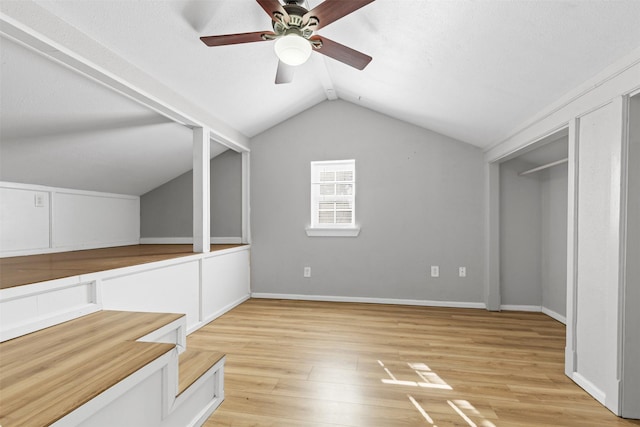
[54,192,139,249]
[0,182,139,256]
[0,186,50,252]
[575,100,623,411]
[202,250,250,321]
[0,279,99,342]
[100,262,200,330]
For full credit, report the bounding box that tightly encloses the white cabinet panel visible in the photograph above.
[101,262,200,330]
[0,187,50,252]
[202,250,250,321]
[54,192,139,249]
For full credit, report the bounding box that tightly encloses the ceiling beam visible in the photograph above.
[310,54,338,101]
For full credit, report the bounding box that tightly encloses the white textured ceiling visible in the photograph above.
[31,0,640,145]
[2,0,640,195]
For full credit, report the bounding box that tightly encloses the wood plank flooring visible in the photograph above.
[0,244,245,289]
[0,310,182,426]
[177,349,225,396]
[190,299,640,427]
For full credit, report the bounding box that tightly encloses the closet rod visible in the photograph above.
[518,158,568,176]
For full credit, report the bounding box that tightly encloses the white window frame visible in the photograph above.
[306,159,360,237]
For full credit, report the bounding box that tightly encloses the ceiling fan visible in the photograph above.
[200,0,375,84]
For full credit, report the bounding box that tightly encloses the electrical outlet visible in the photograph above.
[34,193,45,207]
[303,267,311,278]
[459,267,467,277]
[430,266,439,278]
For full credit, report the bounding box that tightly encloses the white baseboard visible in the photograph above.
[500,304,542,312]
[140,237,242,245]
[572,372,606,406]
[541,306,566,324]
[140,237,193,244]
[0,240,140,258]
[499,305,567,324]
[250,293,486,309]
[188,294,250,335]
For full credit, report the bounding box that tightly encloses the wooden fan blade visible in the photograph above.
[275,60,295,84]
[256,0,288,21]
[310,36,372,70]
[200,31,275,47]
[304,0,375,30]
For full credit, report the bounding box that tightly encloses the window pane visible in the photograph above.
[320,184,335,195]
[319,171,335,182]
[336,211,353,223]
[336,170,353,182]
[335,201,352,210]
[319,202,335,210]
[318,211,334,224]
[336,183,353,195]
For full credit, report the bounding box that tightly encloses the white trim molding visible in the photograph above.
[499,304,567,324]
[572,372,607,406]
[500,304,542,312]
[541,307,567,325]
[140,237,243,245]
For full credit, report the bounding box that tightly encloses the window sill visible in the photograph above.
[305,227,361,237]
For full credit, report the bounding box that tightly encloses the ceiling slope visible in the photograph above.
[0,36,226,195]
[2,0,640,196]
[30,0,640,147]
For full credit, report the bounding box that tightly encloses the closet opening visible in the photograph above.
[499,128,569,323]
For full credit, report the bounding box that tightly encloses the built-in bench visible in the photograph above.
[0,244,251,342]
[0,310,225,427]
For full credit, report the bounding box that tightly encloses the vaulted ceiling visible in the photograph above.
[1,0,639,195]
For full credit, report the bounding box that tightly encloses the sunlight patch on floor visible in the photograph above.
[408,395,437,426]
[378,360,496,427]
[378,359,453,389]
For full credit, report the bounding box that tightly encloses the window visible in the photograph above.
[307,159,360,237]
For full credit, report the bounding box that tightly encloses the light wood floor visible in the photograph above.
[190,299,640,427]
[0,244,244,289]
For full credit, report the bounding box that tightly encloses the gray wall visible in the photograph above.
[540,163,568,317]
[210,150,242,237]
[500,158,543,306]
[140,149,242,238]
[250,100,485,302]
[499,155,568,313]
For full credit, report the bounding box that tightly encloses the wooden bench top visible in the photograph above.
[0,310,184,426]
[0,244,246,289]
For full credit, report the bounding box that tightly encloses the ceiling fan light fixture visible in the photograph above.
[274,34,312,66]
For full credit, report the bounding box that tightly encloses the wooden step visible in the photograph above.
[178,349,226,396]
[0,310,183,426]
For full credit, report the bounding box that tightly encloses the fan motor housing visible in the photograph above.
[273,3,317,39]
[282,4,308,19]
